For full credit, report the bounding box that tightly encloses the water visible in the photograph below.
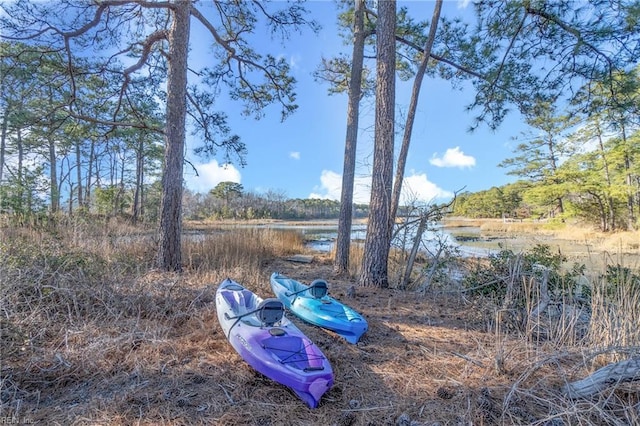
[300,222,493,258]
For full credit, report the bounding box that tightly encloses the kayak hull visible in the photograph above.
[270,272,368,344]
[215,278,333,408]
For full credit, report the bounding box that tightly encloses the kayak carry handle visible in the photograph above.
[303,366,325,372]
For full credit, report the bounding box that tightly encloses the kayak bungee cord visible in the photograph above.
[261,340,326,368]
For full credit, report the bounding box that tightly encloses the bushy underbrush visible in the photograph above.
[458,244,640,424]
[463,244,586,301]
[462,244,639,341]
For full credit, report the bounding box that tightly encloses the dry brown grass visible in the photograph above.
[598,230,640,254]
[1,221,639,425]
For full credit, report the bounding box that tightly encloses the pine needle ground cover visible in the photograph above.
[1,223,638,425]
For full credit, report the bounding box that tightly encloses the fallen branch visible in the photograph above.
[562,357,640,399]
[450,351,486,368]
[527,267,551,324]
[340,404,394,412]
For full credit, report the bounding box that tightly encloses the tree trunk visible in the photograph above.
[359,0,395,288]
[594,124,616,230]
[334,0,366,275]
[17,128,24,211]
[85,138,95,207]
[109,143,117,188]
[117,152,126,215]
[157,0,190,271]
[48,138,59,214]
[547,135,564,215]
[75,140,83,209]
[132,137,144,224]
[620,125,636,230]
[389,0,442,231]
[586,190,607,231]
[0,111,7,183]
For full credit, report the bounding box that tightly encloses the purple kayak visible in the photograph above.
[215,278,333,408]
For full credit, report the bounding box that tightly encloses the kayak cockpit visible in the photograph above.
[262,334,327,371]
[221,288,286,330]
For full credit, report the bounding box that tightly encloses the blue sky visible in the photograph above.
[183,0,530,204]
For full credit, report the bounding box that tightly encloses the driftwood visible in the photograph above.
[527,267,551,324]
[562,357,640,399]
[286,254,313,263]
[403,214,428,290]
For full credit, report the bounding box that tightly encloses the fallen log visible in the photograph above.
[562,357,640,399]
[286,254,314,263]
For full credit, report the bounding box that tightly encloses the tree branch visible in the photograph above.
[66,110,164,134]
[562,357,640,399]
[113,30,168,120]
[394,34,485,81]
[525,5,614,70]
[189,5,236,57]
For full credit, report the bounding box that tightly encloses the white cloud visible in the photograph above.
[457,0,473,9]
[402,173,454,204]
[277,53,302,71]
[289,151,300,160]
[430,147,476,168]
[289,54,301,70]
[309,170,452,205]
[309,170,371,204]
[184,160,241,194]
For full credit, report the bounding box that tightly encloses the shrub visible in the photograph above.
[462,244,586,304]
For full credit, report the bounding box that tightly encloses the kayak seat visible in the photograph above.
[257,298,285,327]
[309,279,328,299]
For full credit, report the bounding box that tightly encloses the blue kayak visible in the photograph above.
[270,272,368,344]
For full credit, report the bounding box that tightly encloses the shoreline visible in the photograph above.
[184,217,639,258]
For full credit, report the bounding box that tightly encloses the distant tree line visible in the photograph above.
[452,109,640,231]
[182,182,369,221]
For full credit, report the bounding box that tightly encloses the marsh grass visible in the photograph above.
[587,268,640,367]
[1,220,638,425]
